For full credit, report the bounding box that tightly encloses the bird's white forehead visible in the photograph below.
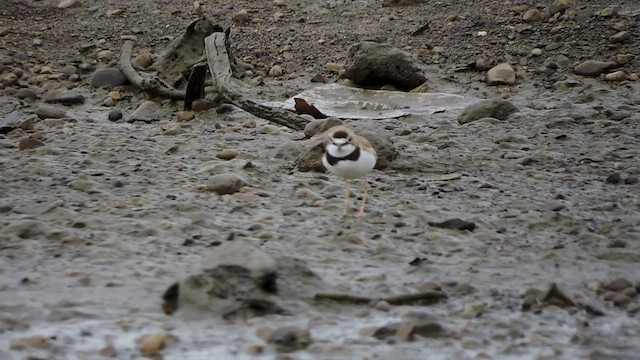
[331,138,350,145]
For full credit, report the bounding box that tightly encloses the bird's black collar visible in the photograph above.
[325,147,360,166]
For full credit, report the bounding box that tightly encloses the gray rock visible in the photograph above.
[108,109,123,122]
[574,60,616,77]
[128,101,166,123]
[486,63,516,85]
[609,31,629,44]
[16,89,37,101]
[522,9,542,23]
[294,125,397,172]
[303,117,343,138]
[35,104,67,119]
[382,0,425,6]
[202,241,277,292]
[267,326,312,353]
[345,41,426,90]
[202,173,248,195]
[91,68,127,88]
[44,90,85,105]
[548,0,573,15]
[458,99,518,125]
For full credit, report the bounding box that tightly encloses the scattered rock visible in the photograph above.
[176,111,194,121]
[16,88,37,101]
[138,331,177,356]
[202,173,248,195]
[372,321,445,341]
[108,109,123,122]
[267,326,312,353]
[574,60,616,77]
[604,278,632,292]
[161,122,182,135]
[57,0,82,9]
[91,68,128,88]
[605,71,626,81]
[35,104,66,119]
[268,64,283,77]
[9,335,50,350]
[133,52,154,69]
[128,101,166,122]
[606,173,623,184]
[211,146,239,160]
[610,31,629,44]
[427,218,476,232]
[233,9,249,22]
[458,99,518,125]
[522,9,542,23]
[303,117,344,138]
[345,41,426,90]
[542,283,576,308]
[382,0,426,6]
[548,0,573,15]
[18,138,45,150]
[44,89,85,105]
[486,63,516,85]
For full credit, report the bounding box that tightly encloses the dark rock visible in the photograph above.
[606,173,623,184]
[216,104,235,114]
[574,60,616,77]
[624,176,638,185]
[345,41,426,90]
[267,326,312,353]
[91,68,128,88]
[108,109,123,122]
[44,89,85,105]
[18,138,45,150]
[522,287,543,311]
[604,278,632,292]
[372,321,446,341]
[15,88,37,100]
[458,99,518,125]
[427,218,476,232]
[382,0,426,7]
[310,74,326,83]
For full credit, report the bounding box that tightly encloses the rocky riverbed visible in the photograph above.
[1,0,640,359]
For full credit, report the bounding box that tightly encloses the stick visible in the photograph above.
[119,40,185,100]
[204,31,310,131]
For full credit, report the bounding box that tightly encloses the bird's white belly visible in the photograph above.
[323,150,376,179]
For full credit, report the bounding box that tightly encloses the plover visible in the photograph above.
[322,125,377,218]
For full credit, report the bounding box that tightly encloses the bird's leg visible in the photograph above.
[343,179,350,217]
[357,176,369,219]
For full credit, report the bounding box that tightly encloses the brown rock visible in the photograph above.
[138,331,177,356]
[267,326,312,353]
[176,111,195,122]
[9,335,50,350]
[604,278,632,292]
[217,148,238,160]
[19,138,45,150]
[132,52,154,69]
[522,9,542,23]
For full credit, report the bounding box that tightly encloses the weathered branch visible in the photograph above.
[204,32,309,131]
[119,40,185,100]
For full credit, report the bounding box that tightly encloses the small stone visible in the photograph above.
[428,218,476,231]
[44,89,85,105]
[574,60,615,77]
[310,74,326,83]
[629,73,639,81]
[217,149,238,160]
[267,326,312,353]
[611,294,632,307]
[243,119,256,128]
[233,9,249,22]
[606,173,623,184]
[15,89,37,101]
[133,52,154,69]
[531,48,543,57]
[92,68,127,88]
[246,344,264,355]
[260,124,279,134]
[18,138,45,150]
[604,278,632,292]
[268,65,283,77]
[108,109,123,122]
[2,72,19,86]
[625,176,639,185]
[138,331,176,356]
[162,122,182,135]
[129,101,165,123]
[303,117,343,138]
[99,344,117,357]
[616,53,634,65]
[273,0,285,7]
[107,90,122,100]
[522,9,541,23]
[325,62,343,73]
[486,63,516,85]
[458,99,518,125]
[610,31,629,44]
[192,99,214,112]
[35,104,66,119]
[97,50,114,60]
[605,71,626,82]
[375,300,391,312]
[9,335,50,350]
[57,0,82,9]
[177,111,195,122]
[599,7,618,17]
[202,173,248,195]
[393,128,412,136]
[548,0,573,15]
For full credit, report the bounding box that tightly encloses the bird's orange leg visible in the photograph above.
[357,176,369,219]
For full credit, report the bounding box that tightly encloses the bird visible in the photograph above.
[322,125,377,218]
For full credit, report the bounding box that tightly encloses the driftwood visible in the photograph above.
[119,40,185,100]
[204,31,309,131]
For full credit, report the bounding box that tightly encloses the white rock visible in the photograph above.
[268,65,283,77]
[58,0,82,9]
[486,63,516,85]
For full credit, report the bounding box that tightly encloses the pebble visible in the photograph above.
[176,111,195,121]
[9,335,49,350]
[35,104,66,119]
[458,99,518,124]
[202,173,248,195]
[325,62,343,73]
[58,0,82,9]
[531,48,543,57]
[599,7,618,17]
[303,117,343,138]
[217,148,238,160]
[268,65,283,77]
[522,9,541,23]
[18,138,45,150]
[132,52,154,69]
[192,99,214,112]
[162,122,182,135]
[260,124,279,134]
[243,119,256,128]
[44,89,85,105]
[129,101,165,123]
[605,71,626,82]
[486,63,516,85]
[91,68,127,88]
[610,31,629,44]
[604,278,632,292]
[606,173,623,184]
[138,331,176,356]
[267,326,312,353]
[233,9,249,22]
[574,60,615,77]
[97,50,114,60]
[15,89,37,101]
[108,109,122,122]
